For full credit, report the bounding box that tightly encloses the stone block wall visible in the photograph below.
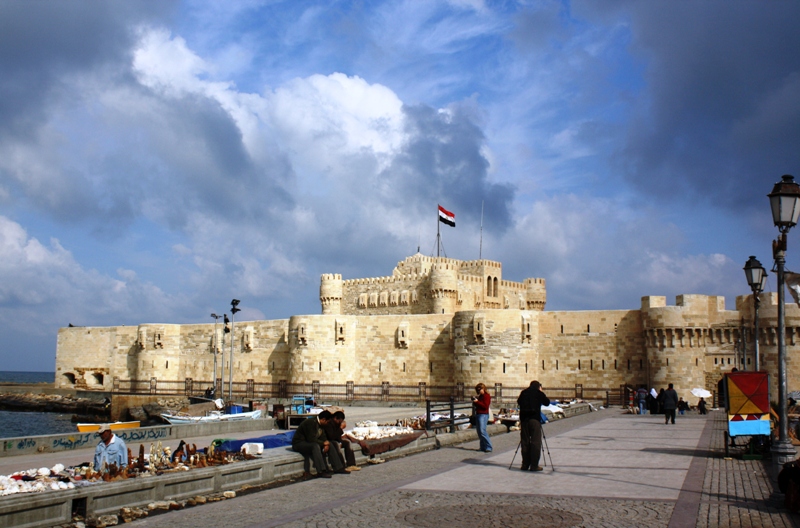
[452,309,537,387]
[287,314,454,385]
[56,326,125,389]
[536,310,645,390]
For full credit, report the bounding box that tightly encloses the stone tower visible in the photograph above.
[640,295,731,393]
[430,262,459,314]
[319,273,343,315]
[525,278,547,311]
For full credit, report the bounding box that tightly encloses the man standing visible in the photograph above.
[323,411,359,471]
[517,380,550,472]
[663,383,679,425]
[93,425,128,472]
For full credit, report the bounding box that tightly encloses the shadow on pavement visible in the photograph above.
[641,447,716,458]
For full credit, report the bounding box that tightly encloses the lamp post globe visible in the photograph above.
[743,256,766,291]
[769,175,800,231]
[768,175,800,468]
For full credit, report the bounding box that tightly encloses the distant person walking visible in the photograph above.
[517,380,550,472]
[636,386,648,415]
[472,383,493,453]
[663,383,679,424]
[698,397,708,415]
[678,398,689,415]
[656,388,666,414]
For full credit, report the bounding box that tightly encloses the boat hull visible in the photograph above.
[160,409,262,425]
[77,421,140,432]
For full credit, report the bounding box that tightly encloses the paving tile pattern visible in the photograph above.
[696,414,800,528]
[280,490,672,528]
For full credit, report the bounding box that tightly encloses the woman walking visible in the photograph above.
[473,383,493,452]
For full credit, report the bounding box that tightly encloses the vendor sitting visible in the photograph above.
[323,411,359,472]
[94,424,128,472]
[292,410,348,478]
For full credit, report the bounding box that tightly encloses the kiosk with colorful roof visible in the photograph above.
[723,371,771,458]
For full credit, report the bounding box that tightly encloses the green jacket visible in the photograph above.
[292,416,328,447]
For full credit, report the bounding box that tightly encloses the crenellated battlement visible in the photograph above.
[524,278,546,286]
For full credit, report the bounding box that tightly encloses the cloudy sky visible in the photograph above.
[2,1,799,372]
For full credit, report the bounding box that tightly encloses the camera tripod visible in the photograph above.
[509,424,554,471]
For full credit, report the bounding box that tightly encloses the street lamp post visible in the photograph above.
[768,175,800,467]
[211,313,222,393]
[229,299,241,402]
[743,256,767,371]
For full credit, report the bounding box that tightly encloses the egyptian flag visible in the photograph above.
[438,205,455,227]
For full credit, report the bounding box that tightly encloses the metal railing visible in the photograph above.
[425,397,473,432]
[111,377,623,406]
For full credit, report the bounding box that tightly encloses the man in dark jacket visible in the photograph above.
[291,410,343,478]
[517,380,550,472]
[663,383,679,424]
[322,411,357,471]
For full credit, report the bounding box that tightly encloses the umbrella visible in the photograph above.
[691,388,711,398]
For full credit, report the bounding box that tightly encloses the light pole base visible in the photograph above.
[772,439,797,469]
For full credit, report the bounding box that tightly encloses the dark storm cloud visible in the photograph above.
[580,2,800,210]
[0,1,176,139]
[138,93,291,228]
[382,103,515,232]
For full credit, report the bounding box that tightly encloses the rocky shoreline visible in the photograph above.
[0,392,110,417]
[0,392,200,427]
[126,397,192,425]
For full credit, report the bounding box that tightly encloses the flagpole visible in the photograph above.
[479,200,484,259]
[437,205,441,257]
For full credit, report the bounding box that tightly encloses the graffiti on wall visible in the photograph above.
[3,427,172,454]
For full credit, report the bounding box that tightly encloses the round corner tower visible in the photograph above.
[430,262,458,314]
[320,273,343,315]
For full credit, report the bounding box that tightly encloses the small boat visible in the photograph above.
[77,421,140,433]
[160,409,262,425]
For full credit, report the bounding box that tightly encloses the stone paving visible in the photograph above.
[124,409,800,528]
[696,414,796,528]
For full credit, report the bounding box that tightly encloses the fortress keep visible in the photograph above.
[54,254,800,401]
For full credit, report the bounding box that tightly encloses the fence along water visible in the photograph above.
[112,378,624,406]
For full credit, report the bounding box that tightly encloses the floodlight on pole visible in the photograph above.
[229,300,241,402]
[222,314,230,401]
[210,313,222,394]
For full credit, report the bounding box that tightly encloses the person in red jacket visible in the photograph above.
[472,382,493,452]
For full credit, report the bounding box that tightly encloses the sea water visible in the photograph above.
[0,371,77,439]
[0,371,54,384]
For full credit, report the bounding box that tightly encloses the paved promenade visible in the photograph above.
[120,409,798,528]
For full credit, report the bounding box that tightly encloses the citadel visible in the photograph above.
[54,253,798,401]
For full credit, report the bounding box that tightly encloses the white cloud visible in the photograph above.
[498,195,741,310]
[0,215,182,327]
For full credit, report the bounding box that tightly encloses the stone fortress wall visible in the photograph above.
[55,254,800,403]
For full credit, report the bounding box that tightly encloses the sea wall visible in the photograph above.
[1,418,275,458]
